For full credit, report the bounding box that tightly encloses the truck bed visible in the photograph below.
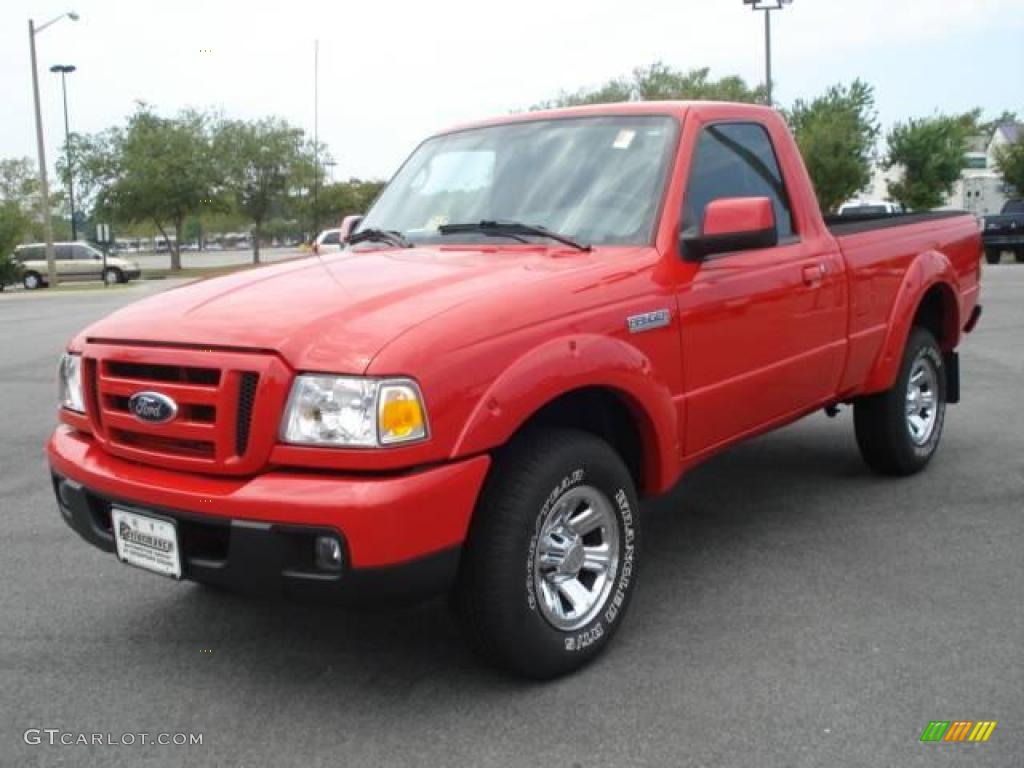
[825,209,970,237]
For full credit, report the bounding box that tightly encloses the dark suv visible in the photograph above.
[982,200,1024,264]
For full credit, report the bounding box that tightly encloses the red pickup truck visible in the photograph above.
[49,102,982,678]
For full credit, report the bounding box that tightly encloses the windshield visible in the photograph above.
[359,115,679,247]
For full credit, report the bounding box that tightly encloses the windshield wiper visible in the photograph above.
[438,220,591,251]
[346,228,413,249]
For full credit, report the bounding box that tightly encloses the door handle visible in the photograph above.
[802,264,824,286]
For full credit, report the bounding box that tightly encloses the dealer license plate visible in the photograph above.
[111,507,182,579]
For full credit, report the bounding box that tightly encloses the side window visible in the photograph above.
[55,245,73,260]
[73,245,99,260]
[683,122,794,240]
[323,232,340,245]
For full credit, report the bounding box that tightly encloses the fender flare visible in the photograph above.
[862,250,962,394]
[451,334,680,493]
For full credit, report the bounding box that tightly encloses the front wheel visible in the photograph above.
[984,248,1002,265]
[1015,249,1024,264]
[454,427,640,679]
[103,267,123,285]
[854,327,946,475]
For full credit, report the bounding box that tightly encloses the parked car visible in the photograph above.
[981,199,1024,264]
[48,102,982,679]
[14,242,141,289]
[836,200,903,218]
[311,228,343,254]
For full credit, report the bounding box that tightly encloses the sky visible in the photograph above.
[2,0,1022,182]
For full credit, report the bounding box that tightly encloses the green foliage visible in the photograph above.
[785,80,880,213]
[0,159,35,287]
[214,117,308,262]
[995,138,1024,198]
[531,62,766,110]
[73,105,223,269]
[317,179,386,224]
[0,204,26,290]
[0,251,23,290]
[885,113,979,210]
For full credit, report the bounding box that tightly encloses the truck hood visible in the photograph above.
[79,248,600,372]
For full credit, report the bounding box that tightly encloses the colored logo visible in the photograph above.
[920,721,997,742]
[128,391,178,424]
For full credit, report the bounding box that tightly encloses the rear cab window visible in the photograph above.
[683,122,795,242]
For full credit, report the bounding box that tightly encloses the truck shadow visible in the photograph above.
[141,416,876,695]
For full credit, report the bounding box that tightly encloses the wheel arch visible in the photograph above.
[862,251,962,394]
[451,334,680,496]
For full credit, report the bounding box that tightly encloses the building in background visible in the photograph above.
[851,123,1021,213]
[946,123,1020,215]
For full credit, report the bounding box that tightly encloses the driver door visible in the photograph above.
[678,121,844,455]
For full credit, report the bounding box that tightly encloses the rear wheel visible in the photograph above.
[23,271,43,290]
[854,327,946,475]
[454,427,640,679]
[1015,249,1024,264]
[984,248,1001,265]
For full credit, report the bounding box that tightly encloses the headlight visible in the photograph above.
[279,375,428,447]
[58,353,85,413]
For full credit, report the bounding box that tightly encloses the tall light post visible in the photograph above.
[313,38,320,238]
[742,0,791,107]
[50,64,77,241]
[29,10,79,287]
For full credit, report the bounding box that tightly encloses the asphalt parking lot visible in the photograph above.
[1,267,1021,767]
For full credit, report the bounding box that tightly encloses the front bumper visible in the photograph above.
[982,234,1024,247]
[124,268,142,280]
[48,426,490,602]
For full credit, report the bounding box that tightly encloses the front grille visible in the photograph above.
[83,345,282,475]
[235,373,259,456]
[105,361,220,386]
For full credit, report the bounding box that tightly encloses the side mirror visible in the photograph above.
[340,214,364,243]
[681,197,778,261]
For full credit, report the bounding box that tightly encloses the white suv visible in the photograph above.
[13,242,142,289]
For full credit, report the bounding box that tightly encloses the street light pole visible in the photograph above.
[313,38,320,238]
[742,0,792,107]
[28,11,79,288]
[50,64,77,241]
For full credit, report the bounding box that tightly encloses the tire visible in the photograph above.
[23,271,43,290]
[1015,249,1024,264]
[103,267,123,285]
[984,248,1001,265]
[454,427,640,679]
[854,327,946,475]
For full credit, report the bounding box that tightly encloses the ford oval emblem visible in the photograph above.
[128,391,178,424]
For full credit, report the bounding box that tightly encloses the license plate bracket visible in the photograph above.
[111,507,182,579]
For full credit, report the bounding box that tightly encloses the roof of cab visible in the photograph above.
[437,100,778,137]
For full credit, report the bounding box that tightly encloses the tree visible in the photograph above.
[73,105,223,270]
[885,113,979,211]
[215,117,306,263]
[316,178,386,224]
[785,80,880,213]
[995,138,1024,198]
[0,156,51,289]
[0,203,27,290]
[532,62,766,110]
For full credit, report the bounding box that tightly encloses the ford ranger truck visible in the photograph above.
[48,102,983,679]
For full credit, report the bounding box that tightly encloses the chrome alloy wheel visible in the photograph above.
[905,351,939,445]
[533,485,620,631]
